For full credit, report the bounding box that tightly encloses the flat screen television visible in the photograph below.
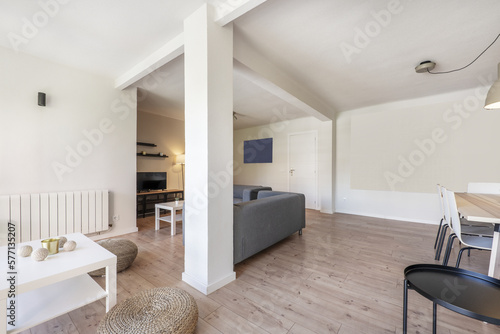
[137,172,167,192]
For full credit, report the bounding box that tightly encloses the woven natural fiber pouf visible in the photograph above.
[97,287,198,334]
[89,239,138,276]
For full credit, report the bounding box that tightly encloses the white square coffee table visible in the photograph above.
[155,201,184,235]
[0,233,116,334]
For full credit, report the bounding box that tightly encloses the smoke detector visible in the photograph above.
[415,61,436,73]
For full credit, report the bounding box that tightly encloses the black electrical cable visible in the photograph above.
[427,33,500,74]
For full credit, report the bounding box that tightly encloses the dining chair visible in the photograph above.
[434,185,449,260]
[442,189,493,268]
[467,182,500,194]
[435,185,455,261]
[434,184,445,250]
[435,186,494,261]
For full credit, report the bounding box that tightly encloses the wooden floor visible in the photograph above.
[22,210,500,334]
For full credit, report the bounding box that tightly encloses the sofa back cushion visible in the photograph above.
[257,190,299,199]
[233,184,260,199]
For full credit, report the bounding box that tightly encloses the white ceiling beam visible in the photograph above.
[115,33,184,90]
[115,1,268,89]
[213,0,269,26]
[233,40,335,121]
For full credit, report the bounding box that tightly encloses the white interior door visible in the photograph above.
[289,132,318,209]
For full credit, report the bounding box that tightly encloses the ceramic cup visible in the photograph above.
[41,238,60,255]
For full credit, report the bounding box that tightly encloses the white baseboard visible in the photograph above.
[335,209,437,225]
[182,271,236,295]
[90,226,139,241]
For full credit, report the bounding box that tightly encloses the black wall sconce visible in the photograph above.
[38,92,46,106]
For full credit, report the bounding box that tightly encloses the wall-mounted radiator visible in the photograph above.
[0,190,109,243]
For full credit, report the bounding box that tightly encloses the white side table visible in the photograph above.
[155,201,184,235]
[0,233,116,334]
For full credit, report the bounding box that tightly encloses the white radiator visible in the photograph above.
[0,190,109,243]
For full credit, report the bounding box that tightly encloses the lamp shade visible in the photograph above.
[175,154,185,164]
[485,63,500,110]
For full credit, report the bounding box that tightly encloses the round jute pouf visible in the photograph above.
[97,287,198,334]
[89,239,138,277]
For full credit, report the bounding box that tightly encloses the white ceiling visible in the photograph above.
[2,0,500,129]
[0,0,206,77]
[132,54,308,130]
[234,0,500,111]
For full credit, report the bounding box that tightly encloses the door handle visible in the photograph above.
[290,168,295,176]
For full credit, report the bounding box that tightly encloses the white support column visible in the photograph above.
[182,4,235,295]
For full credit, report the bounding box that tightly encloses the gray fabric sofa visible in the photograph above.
[233,184,272,203]
[182,185,272,245]
[233,190,305,264]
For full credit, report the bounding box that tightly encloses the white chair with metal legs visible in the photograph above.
[435,186,494,261]
[442,189,493,267]
[435,185,454,261]
[433,185,445,253]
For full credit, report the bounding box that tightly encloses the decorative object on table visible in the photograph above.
[175,197,179,205]
[41,238,60,254]
[31,247,49,261]
[89,239,138,277]
[96,287,198,334]
[63,240,77,252]
[58,236,67,248]
[18,245,33,257]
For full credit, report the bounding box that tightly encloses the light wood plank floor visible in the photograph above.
[22,211,500,333]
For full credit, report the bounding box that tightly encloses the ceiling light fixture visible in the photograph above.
[415,61,436,73]
[485,63,500,109]
[414,33,500,109]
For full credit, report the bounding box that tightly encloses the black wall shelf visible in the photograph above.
[137,153,168,158]
[137,142,157,147]
[137,142,166,158]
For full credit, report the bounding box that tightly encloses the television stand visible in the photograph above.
[136,189,184,218]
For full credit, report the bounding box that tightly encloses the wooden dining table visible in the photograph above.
[455,192,500,278]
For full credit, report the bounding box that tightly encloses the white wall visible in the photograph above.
[137,111,185,190]
[336,86,500,224]
[233,116,333,213]
[0,46,138,238]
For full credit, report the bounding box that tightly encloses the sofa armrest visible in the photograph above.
[242,186,272,201]
[233,184,249,199]
[233,193,305,264]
